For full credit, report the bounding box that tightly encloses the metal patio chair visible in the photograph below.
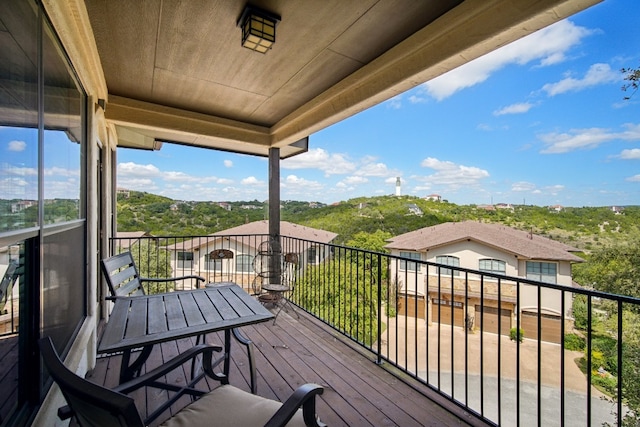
[39,336,325,427]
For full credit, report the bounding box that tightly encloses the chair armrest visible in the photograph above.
[264,384,325,427]
[140,274,205,284]
[113,344,222,394]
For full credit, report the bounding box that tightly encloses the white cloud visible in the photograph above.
[494,102,535,116]
[419,157,489,188]
[241,176,263,185]
[422,20,592,100]
[44,166,80,178]
[539,123,640,154]
[282,175,324,194]
[386,95,403,109]
[118,162,161,177]
[0,164,37,176]
[544,184,565,195]
[224,160,233,168]
[8,140,27,152]
[342,176,368,185]
[282,148,356,175]
[354,162,393,177]
[511,181,536,192]
[616,148,640,159]
[626,175,640,182]
[542,63,620,96]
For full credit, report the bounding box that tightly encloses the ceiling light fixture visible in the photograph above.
[237,5,280,54]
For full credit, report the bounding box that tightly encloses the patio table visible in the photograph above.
[98,283,273,384]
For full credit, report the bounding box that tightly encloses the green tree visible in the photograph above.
[128,240,174,294]
[622,65,640,100]
[573,241,640,300]
[295,255,379,346]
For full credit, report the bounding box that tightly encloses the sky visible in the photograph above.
[3,0,639,208]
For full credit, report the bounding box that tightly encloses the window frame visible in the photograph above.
[435,255,460,276]
[177,251,194,269]
[526,261,557,284]
[399,251,421,272]
[479,258,506,275]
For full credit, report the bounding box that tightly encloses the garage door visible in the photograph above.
[475,305,511,335]
[520,312,562,343]
[432,299,464,327]
[397,295,425,319]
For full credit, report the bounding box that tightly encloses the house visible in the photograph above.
[425,194,442,202]
[407,203,423,216]
[611,206,625,214]
[114,231,155,251]
[0,0,602,425]
[384,221,584,342]
[164,221,337,289]
[495,203,514,211]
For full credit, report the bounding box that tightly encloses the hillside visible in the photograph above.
[116,191,640,251]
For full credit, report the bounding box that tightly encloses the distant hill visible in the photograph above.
[117,191,640,251]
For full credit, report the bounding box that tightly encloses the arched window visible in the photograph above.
[479,259,506,275]
[435,255,460,276]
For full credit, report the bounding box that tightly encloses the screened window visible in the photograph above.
[400,251,421,272]
[177,251,194,269]
[236,254,254,273]
[479,259,506,275]
[526,261,557,284]
[435,255,460,276]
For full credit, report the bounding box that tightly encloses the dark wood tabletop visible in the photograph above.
[98,283,273,354]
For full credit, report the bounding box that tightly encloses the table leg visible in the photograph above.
[119,345,153,383]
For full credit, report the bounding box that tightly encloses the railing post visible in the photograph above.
[376,252,382,365]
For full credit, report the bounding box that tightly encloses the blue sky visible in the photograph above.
[3,0,638,207]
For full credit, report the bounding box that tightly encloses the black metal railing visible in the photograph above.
[110,234,640,426]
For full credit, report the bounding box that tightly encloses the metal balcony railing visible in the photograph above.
[110,234,640,427]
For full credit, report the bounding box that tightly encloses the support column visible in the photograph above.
[268,148,282,284]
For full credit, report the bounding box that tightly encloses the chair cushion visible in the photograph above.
[159,385,307,427]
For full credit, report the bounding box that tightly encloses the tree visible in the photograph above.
[295,254,380,346]
[572,241,640,301]
[573,243,640,425]
[622,65,640,100]
[128,239,174,294]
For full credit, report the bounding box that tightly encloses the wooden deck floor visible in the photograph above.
[87,308,484,426]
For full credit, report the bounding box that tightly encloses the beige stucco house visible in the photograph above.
[385,221,584,342]
[164,221,337,290]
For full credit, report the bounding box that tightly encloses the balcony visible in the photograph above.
[99,233,640,426]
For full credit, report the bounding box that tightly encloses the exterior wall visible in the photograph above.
[389,240,575,329]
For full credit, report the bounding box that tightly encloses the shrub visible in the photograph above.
[510,327,524,342]
[564,333,586,351]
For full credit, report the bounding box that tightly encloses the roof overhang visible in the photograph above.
[43,0,601,158]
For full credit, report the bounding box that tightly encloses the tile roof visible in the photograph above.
[164,221,337,251]
[384,221,584,262]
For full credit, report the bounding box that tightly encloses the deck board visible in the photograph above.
[86,308,483,426]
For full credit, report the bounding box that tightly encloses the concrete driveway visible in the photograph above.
[378,315,619,426]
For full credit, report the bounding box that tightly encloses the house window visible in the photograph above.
[526,261,557,284]
[400,251,421,272]
[435,255,460,276]
[479,259,506,275]
[177,251,194,269]
[205,256,222,271]
[308,247,317,264]
[236,254,254,273]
